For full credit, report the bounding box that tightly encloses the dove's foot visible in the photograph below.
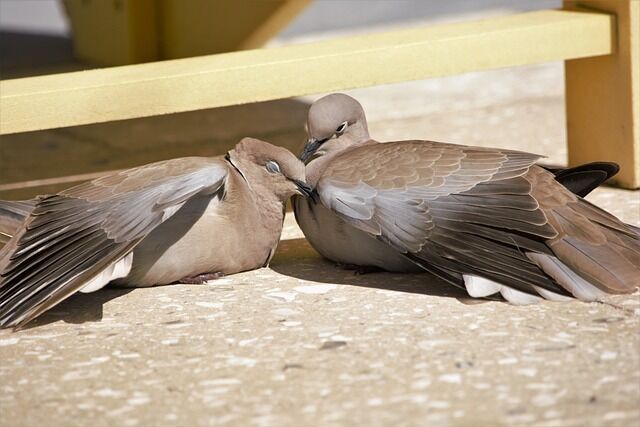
[336,263,383,275]
[178,272,225,284]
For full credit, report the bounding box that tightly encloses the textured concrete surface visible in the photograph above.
[0,211,639,427]
[1,2,640,427]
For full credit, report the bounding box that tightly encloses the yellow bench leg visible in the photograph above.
[63,0,311,65]
[63,0,159,66]
[564,0,639,189]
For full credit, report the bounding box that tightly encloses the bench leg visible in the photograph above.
[563,0,639,189]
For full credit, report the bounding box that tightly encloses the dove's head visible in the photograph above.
[300,93,370,163]
[228,138,312,200]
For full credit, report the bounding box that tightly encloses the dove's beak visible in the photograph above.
[300,138,324,163]
[293,180,313,197]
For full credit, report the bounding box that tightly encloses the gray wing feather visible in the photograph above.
[317,142,569,297]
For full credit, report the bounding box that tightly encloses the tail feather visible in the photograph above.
[546,162,619,197]
[550,197,640,294]
[572,198,639,238]
[463,274,573,303]
[532,285,573,302]
[499,287,541,305]
[527,253,608,301]
[530,167,639,296]
[550,236,639,294]
[600,227,640,267]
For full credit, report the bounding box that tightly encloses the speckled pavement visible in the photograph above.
[0,208,639,427]
[2,26,640,427]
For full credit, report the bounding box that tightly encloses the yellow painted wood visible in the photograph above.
[0,9,613,135]
[63,0,159,66]
[62,0,310,65]
[160,0,311,58]
[564,1,639,189]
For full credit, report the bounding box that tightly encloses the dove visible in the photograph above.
[0,137,312,329]
[294,93,639,304]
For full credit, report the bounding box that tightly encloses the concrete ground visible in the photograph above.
[1,2,639,427]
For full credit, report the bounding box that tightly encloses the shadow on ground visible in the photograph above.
[271,237,471,300]
[13,237,480,331]
[21,288,133,330]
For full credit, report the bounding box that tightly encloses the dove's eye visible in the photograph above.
[335,121,348,135]
[265,160,281,174]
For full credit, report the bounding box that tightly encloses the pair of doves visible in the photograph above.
[1,94,638,329]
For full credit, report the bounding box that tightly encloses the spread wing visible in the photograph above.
[0,157,228,328]
[316,141,595,301]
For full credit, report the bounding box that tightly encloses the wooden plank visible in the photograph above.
[564,1,639,189]
[0,9,613,135]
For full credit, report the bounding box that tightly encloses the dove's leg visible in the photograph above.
[178,272,225,284]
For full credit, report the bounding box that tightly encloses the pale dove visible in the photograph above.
[294,93,639,304]
[0,137,311,329]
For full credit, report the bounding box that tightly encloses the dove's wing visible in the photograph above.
[0,157,228,328]
[316,141,639,302]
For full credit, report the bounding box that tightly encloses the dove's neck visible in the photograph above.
[227,164,286,263]
[232,162,285,223]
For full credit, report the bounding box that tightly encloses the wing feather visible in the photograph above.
[0,157,228,328]
[316,141,571,298]
[317,141,640,300]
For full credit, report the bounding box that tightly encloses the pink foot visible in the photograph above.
[178,272,225,284]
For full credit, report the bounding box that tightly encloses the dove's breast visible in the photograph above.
[294,196,421,273]
[119,189,280,287]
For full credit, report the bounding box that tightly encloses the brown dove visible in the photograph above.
[0,137,311,329]
[294,93,639,304]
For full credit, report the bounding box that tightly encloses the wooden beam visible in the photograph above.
[564,1,639,189]
[0,9,613,135]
